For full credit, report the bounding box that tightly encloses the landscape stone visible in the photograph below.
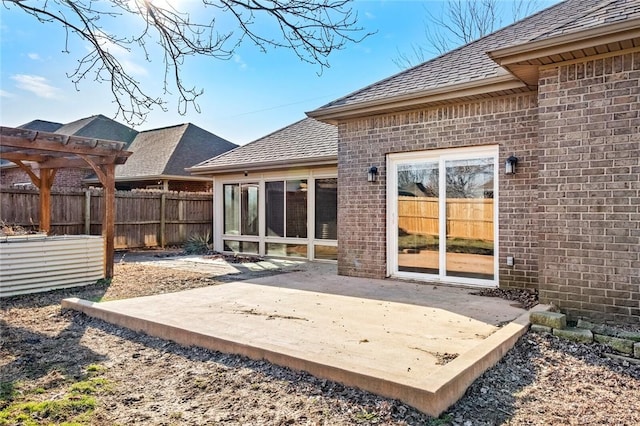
[635,343,640,359]
[553,327,593,344]
[594,334,634,355]
[576,319,596,331]
[618,331,640,343]
[576,319,639,341]
[530,312,566,329]
[530,324,552,334]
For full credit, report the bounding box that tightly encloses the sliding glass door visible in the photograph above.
[389,147,497,286]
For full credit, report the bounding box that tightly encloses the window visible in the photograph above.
[389,146,497,286]
[265,180,307,238]
[223,183,258,236]
[218,175,337,261]
[315,178,337,240]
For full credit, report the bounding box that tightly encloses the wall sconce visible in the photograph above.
[505,155,518,175]
[367,166,378,182]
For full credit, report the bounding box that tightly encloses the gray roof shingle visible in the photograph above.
[55,114,138,145]
[192,118,337,172]
[117,123,238,178]
[18,120,63,132]
[534,0,640,39]
[315,0,633,110]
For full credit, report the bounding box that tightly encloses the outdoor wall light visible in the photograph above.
[505,155,518,175]
[367,166,379,182]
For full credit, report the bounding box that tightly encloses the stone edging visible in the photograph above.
[530,312,640,362]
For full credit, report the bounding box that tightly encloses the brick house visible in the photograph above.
[304,0,639,324]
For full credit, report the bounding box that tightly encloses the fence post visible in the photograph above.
[160,192,166,248]
[84,190,91,235]
[178,197,186,242]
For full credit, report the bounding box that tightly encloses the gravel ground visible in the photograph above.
[2,262,639,425]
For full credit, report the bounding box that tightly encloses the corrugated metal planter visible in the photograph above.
[0,235,104,297]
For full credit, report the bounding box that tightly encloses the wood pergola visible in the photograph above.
[0,126,132,278]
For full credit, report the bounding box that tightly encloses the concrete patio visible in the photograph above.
[63,260,541,417]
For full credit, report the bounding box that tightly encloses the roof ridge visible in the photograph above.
[138,123,189,133]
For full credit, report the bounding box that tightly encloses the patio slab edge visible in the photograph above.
[61,297,551,417]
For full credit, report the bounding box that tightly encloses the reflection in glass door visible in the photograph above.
[391,147,497,285]
[445,158,494,280]
[397,161,439,274]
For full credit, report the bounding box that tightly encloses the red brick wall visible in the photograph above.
[537,51,640,324]
[337,93,539,289]
[1,167,88,189]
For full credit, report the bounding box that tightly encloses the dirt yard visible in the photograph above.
[1,262,639,425]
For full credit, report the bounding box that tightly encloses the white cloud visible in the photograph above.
[93,33,148,76]
[365,11,375,19]
[27,53,41,60]
[0,89,14,98]
[11,74,62,99]
[234,54,247,70]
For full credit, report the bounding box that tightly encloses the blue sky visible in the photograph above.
[1,1,555,145]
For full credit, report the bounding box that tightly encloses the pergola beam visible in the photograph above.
[1,152,130,169]
[1,129,126,156]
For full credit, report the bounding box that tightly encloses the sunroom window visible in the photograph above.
[265,180,307,238]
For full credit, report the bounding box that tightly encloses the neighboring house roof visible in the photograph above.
[308,0,639,120]
[55,114,138,145]
[189,118,337,175]
[19,120,63,132]
[112,123,238,181]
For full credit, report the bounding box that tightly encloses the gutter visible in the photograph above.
[187,155,337,176]
[83,174,212,184]
[488,18,640,65]
[306,74,527,123]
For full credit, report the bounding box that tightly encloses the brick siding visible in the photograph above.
[537,51,640,324]
[1,167,89,189]
[337,93,539,290]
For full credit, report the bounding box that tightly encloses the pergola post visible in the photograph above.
[38,168,56,233]
[102,163,116,278]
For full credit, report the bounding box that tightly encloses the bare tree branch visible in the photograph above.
[393,0,542,70]
[3,0,371,125]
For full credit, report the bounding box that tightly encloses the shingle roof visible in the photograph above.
[116,123,237,178]
[55,114,138,145]
[191,118,337,172]
[18,120,63,132]
[535,0,640,39]
[315,0,629,110]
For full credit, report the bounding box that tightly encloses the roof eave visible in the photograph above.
[306,74,528,123]
[83,174,212,183]
[488,18,640,66]
[188,155,337,176]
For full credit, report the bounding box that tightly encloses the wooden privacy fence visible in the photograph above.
[0,188,212,249]
[398,196,494,241]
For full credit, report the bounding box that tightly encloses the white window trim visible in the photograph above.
[387,145,499,288]
[214,171,337,261]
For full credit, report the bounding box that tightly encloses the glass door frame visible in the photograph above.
[386,145,499,287]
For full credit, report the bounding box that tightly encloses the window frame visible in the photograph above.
[387,146,499,287]
[215,172,337,262]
